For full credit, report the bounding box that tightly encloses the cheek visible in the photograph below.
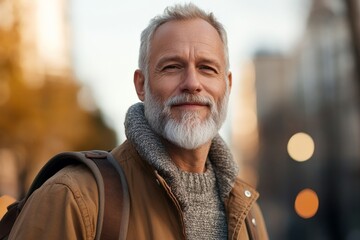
[204,80,227,101]
[149,77,180,101]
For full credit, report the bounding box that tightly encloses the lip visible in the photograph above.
[172,102,208,110]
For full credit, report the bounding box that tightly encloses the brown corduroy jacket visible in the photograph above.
[9,140,268,240]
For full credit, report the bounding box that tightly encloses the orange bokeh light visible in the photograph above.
[295,188,319,219]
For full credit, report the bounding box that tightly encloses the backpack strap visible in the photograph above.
[0,150,129,240]
[84,151,130,240]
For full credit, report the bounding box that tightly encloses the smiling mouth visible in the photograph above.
[172,102,209,110]
[166,94,213,110]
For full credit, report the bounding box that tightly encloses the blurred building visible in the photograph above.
[0,0,117,199]
[252,0,360,239]
[231,61,261,186]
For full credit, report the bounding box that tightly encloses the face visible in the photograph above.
[134,18,232,149]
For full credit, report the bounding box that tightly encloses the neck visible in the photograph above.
[163,139,211,173]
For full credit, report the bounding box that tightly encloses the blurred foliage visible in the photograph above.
[0,4,117,196]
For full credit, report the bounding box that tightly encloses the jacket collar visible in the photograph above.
[225,177,259,239]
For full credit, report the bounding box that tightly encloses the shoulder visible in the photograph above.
[46,163,96,185]
[111,140,137,164]
[9,164,98,239]
[37,163,99,222]
[111,140,156,179]
[43,164,99,203]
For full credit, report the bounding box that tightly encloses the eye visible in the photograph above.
[199,65,218,74]
[162,64,182,71]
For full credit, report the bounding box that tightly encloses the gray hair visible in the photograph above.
[138,3,230,77]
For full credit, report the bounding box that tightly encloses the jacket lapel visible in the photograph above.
[224,177,258,240]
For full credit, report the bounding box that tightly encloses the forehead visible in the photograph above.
[149,19,225,62]
[153,18,222,40]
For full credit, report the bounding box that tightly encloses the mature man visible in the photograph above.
[9,3,268,239]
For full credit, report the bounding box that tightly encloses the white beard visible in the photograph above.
[144,83,229,150]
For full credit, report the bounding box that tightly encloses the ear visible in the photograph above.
[227,71,232,91]
[134,69,145,101]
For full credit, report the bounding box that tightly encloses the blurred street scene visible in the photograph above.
[0,0,117,200]
[239,0,360,239]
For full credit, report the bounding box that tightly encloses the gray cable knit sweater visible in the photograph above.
[124,103,239,239]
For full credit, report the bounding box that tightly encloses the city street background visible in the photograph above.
[1,0,360,239]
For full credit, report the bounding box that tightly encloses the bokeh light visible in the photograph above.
[287,132,315,162]
[295,188,319,219]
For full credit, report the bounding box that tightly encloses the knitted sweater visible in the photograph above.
[124,103,238,239]
[179,162,227,239]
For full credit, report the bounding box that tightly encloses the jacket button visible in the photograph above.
[244,190,252,198]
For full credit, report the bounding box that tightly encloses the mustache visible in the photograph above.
[165,94,214,108]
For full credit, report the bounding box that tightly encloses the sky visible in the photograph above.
[70,0,310,143]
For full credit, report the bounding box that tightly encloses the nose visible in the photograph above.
[180,67,202,93]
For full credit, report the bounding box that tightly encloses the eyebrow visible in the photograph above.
[156,55,222,70]
[156,56,185,68]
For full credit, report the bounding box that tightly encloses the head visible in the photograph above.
[138,3,230,77]
[134,3,232,150]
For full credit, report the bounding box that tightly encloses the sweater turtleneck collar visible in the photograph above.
[124,102,239,210]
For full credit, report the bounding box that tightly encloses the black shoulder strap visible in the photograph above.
[83,151,130,240]
[0,150,129,240]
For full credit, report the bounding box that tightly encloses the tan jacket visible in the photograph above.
[9,140,268,240]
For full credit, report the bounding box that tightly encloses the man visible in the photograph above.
[9,3,268,239]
